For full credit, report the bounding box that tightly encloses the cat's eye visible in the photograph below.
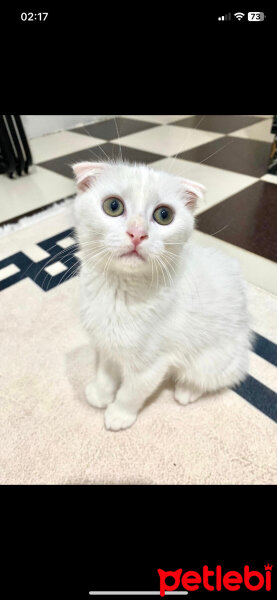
[103,197,124,217]
[153,206,174,225]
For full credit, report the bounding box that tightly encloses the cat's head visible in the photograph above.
[73,161,205,276]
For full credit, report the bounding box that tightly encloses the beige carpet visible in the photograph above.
[1,204,277,484]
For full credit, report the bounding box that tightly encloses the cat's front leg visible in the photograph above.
[104,358,169,431]
[85,350,120,409]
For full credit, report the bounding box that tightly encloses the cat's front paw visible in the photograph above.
[104,403,137,431]
[174,384,202,406]
[85,381,114,409]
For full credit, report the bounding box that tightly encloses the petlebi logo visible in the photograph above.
[158,564,273,595]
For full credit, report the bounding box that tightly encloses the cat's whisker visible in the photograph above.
[45,253,81,291]
[164,249,180,259]
[64,248,109,282]
[114,116,123,163]
[87,249,111,274]
[19,243,78,281]
[76,240,111,255]
[81,248,110,267]
[41,243,108,291]
[167,114,206,171]
[182,139,236,177]
[87,145,110,162]
[158,255,174,288]
[165,253,178,273]
[44,261,79,291]
[149,258,154,291]
[79,246,107,255]
[79,241,108,250]
[79,244,108,254]
[162,255,178,280]
[76,123,110,162]
[77,232,107,239]
[155,256,167,287]
[162,247,179,264]
[56,247,110,289]
[152,257,159,289]
[162,250,177,263]
[210,221,233,236]
[84,232,106,236]
[161,257,173,288]
[44,246,105,290]
[103,249,116,282]
[56,264,81,288]
[34,246,80,287]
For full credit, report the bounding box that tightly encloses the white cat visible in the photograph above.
[73,161,253,431]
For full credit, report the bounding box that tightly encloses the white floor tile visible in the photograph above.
[260,173,277,185]
[162,116,194,123]
[113,125,223,156]
[122,115,193,124]
[231,118,274,143]
[150,157,257,214]
[192,229,277,296]
[0,167,75,224]
[29,131,105,163]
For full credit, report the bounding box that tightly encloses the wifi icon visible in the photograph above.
[234,12,245,20]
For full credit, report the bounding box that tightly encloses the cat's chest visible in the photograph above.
[81,279,159,353]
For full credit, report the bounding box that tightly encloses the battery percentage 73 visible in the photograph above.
[248,12,265,20]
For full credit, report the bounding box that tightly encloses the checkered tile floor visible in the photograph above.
[0,115,276,293]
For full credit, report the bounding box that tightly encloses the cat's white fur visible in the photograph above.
[73,161,253,431]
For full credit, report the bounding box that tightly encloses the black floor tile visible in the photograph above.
[196,180,277,262]
[70,117,158,141]
[39,143,164,179]
[177,136,272,177]
[171,115,265,134]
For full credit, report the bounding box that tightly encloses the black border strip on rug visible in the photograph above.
[254,332,277,367]
[234,375,277,423]
[0,227,77,292]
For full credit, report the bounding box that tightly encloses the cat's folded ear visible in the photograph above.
[181,178,206,212]
[72,161,108,192]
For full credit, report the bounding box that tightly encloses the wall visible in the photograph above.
[21,115,113,139]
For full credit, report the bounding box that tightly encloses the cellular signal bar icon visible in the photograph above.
[218,13,231,21]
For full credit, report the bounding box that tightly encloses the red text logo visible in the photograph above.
[158,564,273,595]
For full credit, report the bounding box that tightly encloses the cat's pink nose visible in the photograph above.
[127,227,148,247]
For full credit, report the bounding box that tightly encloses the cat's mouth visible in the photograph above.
[120,249,145,261]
